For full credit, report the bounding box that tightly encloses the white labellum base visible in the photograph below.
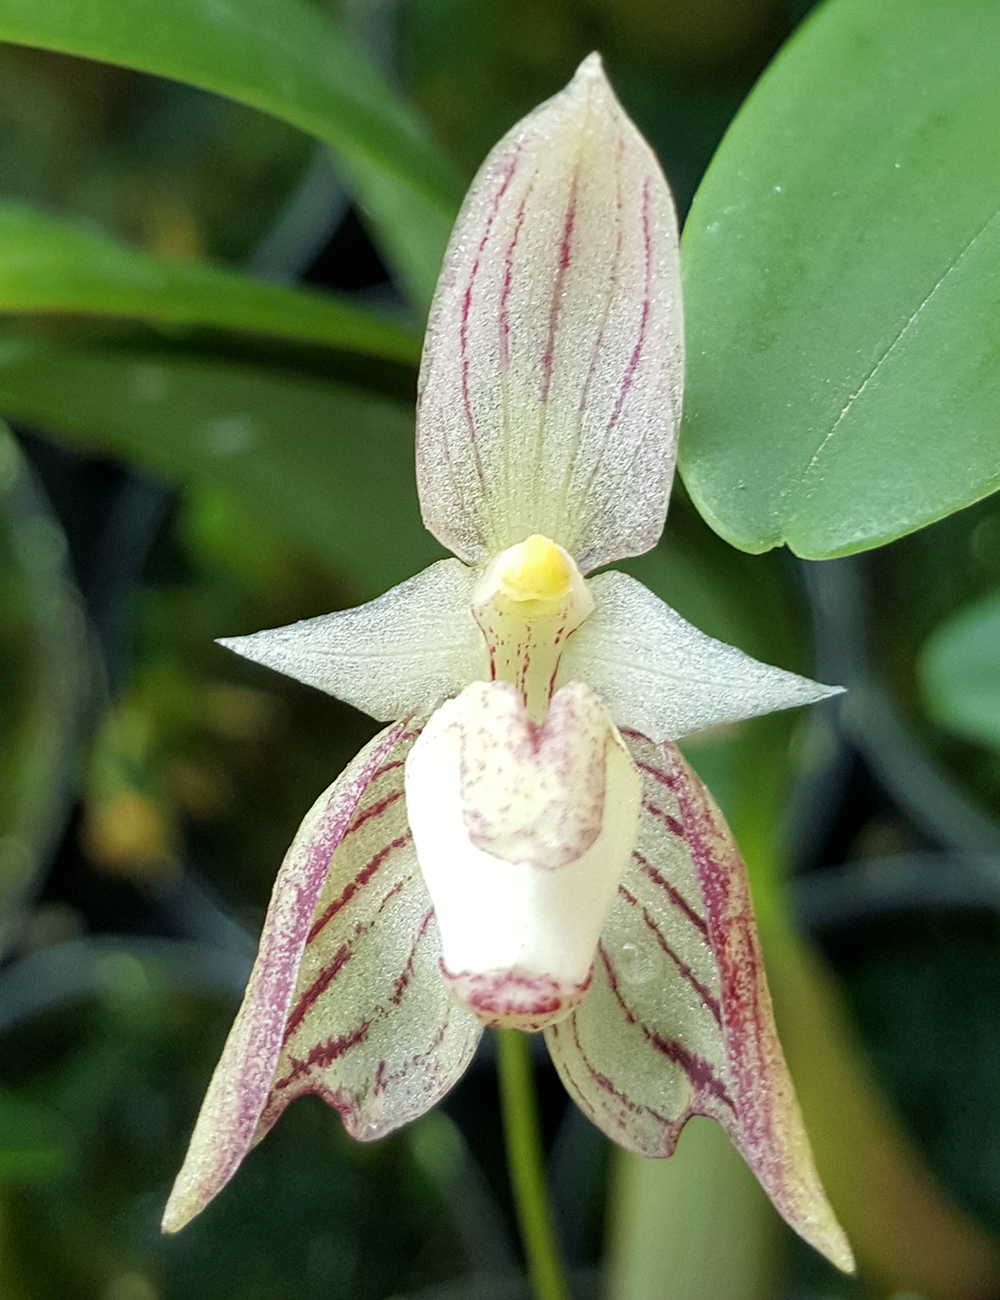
[405,680,641,1030]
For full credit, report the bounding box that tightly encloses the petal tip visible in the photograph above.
[160,1181,199,1235]
[812,1212,855,1274]
[573,50,607,83]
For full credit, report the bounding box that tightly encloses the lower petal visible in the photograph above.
[163,719,482,1233]
[545,732,854,1273]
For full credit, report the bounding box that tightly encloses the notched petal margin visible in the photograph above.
[545,733,854,1272]
[162,719,482,1233]
[218,559,488,723]
[417,52,683,572]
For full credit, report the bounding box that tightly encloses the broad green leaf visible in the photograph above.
[0,204,421,364]
[680,0,1000,558]
[0,333,442,596]
[920,589,1000,754]
[0,0,463,308]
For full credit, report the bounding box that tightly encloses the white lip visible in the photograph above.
[404,679,641,1027]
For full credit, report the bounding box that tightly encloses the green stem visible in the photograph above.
[496,1028,572,1300]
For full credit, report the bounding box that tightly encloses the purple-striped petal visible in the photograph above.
[162,720,482,1233]
[544,732,854,1272]
[417,53,683,573]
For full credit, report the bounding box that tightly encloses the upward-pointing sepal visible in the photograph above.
[417,52,684,573]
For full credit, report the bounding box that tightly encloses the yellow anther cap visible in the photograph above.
[496,535,574,603]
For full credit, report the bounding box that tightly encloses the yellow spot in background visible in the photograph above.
[80,791,176,880]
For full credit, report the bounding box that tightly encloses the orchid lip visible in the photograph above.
[404,679,642,1029]
[441,966,593,1032]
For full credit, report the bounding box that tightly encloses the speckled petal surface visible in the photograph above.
[544,733,853,1272]
[417,53,683,572]
[557,570,843,740]
[406,681,641,1028]
[163,720,482,1232]
[218,560,488,722]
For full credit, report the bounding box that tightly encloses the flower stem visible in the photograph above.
[496,1028,572,1300]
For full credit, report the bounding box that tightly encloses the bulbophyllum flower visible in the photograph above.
[163,54,853,1271]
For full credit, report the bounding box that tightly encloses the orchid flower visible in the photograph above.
[163,54,853,1272]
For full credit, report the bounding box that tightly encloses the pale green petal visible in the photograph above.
[417,54,683,572]
[545,735,853,1273]
[164,722,484,1232]
[558,571,841,741]
[219,559,488,721]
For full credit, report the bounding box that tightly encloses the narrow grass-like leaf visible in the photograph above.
[0,203,421,363]
[0,332,442,595]
[681,0,1000,557]
[0,0,463,307]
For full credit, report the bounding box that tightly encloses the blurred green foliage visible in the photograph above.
[0,0,995,1298]
[921,591,1000,758]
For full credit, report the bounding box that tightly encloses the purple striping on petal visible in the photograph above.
[273,1021,373,1092]
[571,1019,641,1124]
[632,851,708,937]
[161,721,415,1234]
[597,940,638,1026]
[369,757,407,783]
[564,1014,681,1139]
[539,170,579,403]
[615,885,719,1023]
[578,135,626,417]
[499,189,531,371]
[623,742,683,793]
[605,179,653,435]
[282,943,353,1043]
[390,908,435,1006]
[598,944,735,1114]
[308,832,413,942]
[460,148,521,449]
[372,1023,448,1098]
[343,787,405,838]
[647,1030,736,1115]
[641,797,684,838]
[636,902,721,1025]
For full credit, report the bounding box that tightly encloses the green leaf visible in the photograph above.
[0,1094,69,1184]
[0,0,463,308]
[920,589,1000,753]
[680,0,1000,558]
[0,332,442,596]
[0,203,422,364]
[0,423,87,955]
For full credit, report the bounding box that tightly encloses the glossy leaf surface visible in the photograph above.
[680,0,1000,557]
[0,333,440,595]
[0,0,462,307]
[0,203,421,363]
